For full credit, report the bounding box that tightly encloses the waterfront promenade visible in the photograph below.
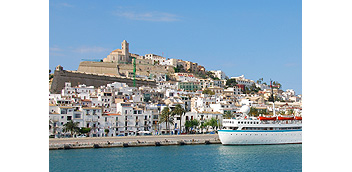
[49,134,220,150]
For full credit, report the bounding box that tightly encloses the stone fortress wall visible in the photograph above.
[50,66,156,94]
[78,61,174,77]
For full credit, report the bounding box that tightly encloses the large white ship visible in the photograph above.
[218,105,302,145]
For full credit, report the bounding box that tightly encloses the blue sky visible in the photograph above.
[49,0,302,94]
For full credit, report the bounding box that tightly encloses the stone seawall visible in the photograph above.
[49,140,221,150]
[49,134,221,150]
[50,69,156,94]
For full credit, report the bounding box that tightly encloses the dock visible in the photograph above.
[49,134,221,150]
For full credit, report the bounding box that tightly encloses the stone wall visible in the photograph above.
[50,69,156,94]
[77,61,174,77]
[78,61,120,75]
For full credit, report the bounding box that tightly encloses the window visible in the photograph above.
[60,109,67,114]
[74,114,81,118]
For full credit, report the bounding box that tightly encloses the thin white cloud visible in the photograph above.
[115,11,180,22]
[284,63,297,67]
[49,47,63,52]
[73,46,109,53]
[59,3,74,8]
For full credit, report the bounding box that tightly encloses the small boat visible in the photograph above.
[277,116,295,120]
[294,116,302,120]
[258,116,277,120]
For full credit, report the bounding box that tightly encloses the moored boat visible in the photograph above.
[258,116,277,120]
[277,116,295,120]
[218,104,302,145]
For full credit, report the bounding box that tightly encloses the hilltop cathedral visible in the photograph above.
[103,40,131,63]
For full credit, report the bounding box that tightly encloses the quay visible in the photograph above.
[49,134,220,150]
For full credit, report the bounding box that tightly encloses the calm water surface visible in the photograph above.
[50,144,301,172]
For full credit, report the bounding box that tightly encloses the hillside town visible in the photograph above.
[49,40,302,138]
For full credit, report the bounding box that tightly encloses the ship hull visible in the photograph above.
[218,130,302,145]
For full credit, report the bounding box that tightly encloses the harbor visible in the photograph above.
[49,134,220,150]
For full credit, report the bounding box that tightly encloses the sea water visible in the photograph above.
[49,144,301,172]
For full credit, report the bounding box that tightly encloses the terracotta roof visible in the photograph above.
[112,49,122,52]
[199,111,222,114]
[105,113,121,116]
[59,106,74,109]
[82,107,102,109]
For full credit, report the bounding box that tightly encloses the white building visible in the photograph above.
[230,75,255,88]
[116,103,153,136]
[199,78,222,89]
[49,106,104,137]
[145,54,166,65]
[191,95,217,112]
[210,70,227,80]
[224,87,242,95]
[174,73,197,82]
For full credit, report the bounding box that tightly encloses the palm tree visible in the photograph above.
[171,104,185,134]
[159,107,174,134]
[63,120,79,137]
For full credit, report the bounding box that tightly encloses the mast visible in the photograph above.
[270,80,276,116]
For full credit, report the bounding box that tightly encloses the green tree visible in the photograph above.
[104,129,109,136]
[272,81,282,89]
[226,79,238,87]
[165,74,170,81]
[79,127,91,134]
[171,104,186,133]
[184,119,200,133]
[248,83,260,94]
[248,107,259,116]
[200,121,210,133]
[159,107,174,134]
[258,109,268,115]
[279,111,286,115]
[63,120,79,136]
[202,89,215,95]
[287,109,294,115]
[223,111,234,119]
[208,118,219,131]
